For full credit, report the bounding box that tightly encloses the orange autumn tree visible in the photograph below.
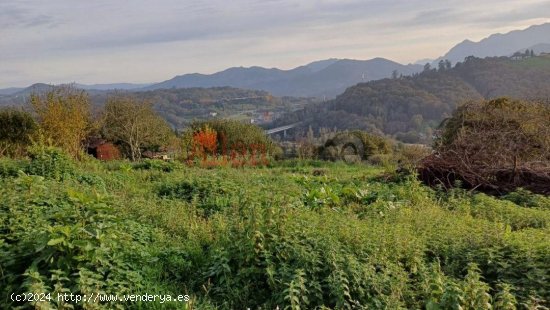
[192,125,217,160]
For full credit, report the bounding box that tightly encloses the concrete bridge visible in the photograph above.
[265,122,302,138]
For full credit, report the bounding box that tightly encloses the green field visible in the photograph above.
[1,157,549,309]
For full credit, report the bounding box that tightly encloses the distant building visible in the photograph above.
[87,138,121,161]
[262,111,273,122]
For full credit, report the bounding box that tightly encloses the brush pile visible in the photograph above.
[419,98,550,195]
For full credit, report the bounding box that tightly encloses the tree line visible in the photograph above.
[1,86,177,160]
[0,86,277,162]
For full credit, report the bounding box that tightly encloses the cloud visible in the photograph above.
[1,0,549,87]
[474,0,550,26]
[0,2,58,29]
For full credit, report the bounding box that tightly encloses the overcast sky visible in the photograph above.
[1,0,549,87]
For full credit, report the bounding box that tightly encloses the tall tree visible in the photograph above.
[102,96,173,160]
[30,86,91,158]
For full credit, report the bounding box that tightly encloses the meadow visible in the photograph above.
[1,152,549,309]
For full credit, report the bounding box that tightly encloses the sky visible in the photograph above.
[1,0,550,87]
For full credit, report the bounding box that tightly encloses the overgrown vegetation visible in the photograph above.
[1,153,548,309]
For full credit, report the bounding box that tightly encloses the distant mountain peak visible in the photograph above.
[438,23,550,63]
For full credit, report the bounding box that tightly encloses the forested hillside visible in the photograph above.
[95,87,319,128]
[273,56,550,143]
[0,86,319,129]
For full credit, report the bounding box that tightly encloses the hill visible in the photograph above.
[518,43,550,55]
[123,87,319,128]
[438,23,550,64]
[272,56,550,143]
[145,58,423,98]
[0,87,24,96]
[0,84,319,128]
[76,82,151,90]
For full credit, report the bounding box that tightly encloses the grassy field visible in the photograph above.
[1,155,549,309]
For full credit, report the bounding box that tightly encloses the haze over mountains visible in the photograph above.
[1,23,549,101]
[144,58,423,98]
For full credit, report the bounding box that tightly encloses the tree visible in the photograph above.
[424,63,432,72]
[30,86,91,158]
[438,60,446,71]
[391,70,399,79]
[530,49,535,57]
[0,108,38,157]
[445,59,452,70]
[101,96,173,161]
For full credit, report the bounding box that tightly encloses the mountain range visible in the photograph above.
[436,23,550,65]
[143,58,423,98]
[1,23,549,102]
[0,82,148,97]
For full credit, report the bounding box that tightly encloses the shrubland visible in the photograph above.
[1,151,549,309]
[1,83,549,309]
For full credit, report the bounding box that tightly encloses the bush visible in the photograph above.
[133,159,182,172]
[0,158,27,178]
[0,178,154,309]
[26,146,74,180]
[367,154,394,166]
[75,173,106,190]
[396,144,432,168]
[503,188,550,209]
[156,178,236,217]
[0,108,37,157]
[322,131,394,162]
[186,119,276,155]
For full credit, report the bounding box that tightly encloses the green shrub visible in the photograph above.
[0,178,155,309]
[26,146,74,180]
[157,178,236,217]
[367,154,394,166]
[75,173,106,190]
[503,188,550,210]
[0,108,38,157]
[0,158,27,178]
[133,159,182,172]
